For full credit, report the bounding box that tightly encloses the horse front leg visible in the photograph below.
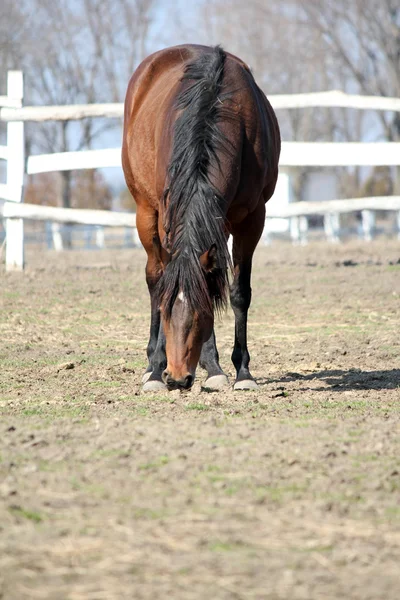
[136,206,167,392]
[142,244,169,392]
[142,269,164,377]
[199,329,229,390]
[229,201,265,390]
[230,256,257,390]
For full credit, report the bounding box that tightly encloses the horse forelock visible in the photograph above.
[157,46,233,320]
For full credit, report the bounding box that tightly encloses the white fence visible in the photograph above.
[1,73,400,270]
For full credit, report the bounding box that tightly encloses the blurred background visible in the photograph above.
[0,0,399,250]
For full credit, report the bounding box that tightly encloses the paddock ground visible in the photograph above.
[1,240,399,599]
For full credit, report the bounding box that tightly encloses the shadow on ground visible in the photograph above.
[266,369,400,392]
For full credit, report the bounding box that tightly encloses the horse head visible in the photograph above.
[161,245,219,390]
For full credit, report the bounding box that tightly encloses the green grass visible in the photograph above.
[9,506,43,523]
[138,455,170,470]
[185,402,210,411]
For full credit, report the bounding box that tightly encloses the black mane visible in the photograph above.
[158,46,233,319]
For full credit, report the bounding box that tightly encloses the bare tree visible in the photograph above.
[197,0,400,198]
[21,0,156,217]
[0,0,156,238]
[199,0,341,198]
[297,0,400,191]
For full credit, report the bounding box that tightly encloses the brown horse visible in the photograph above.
[122,44,280,392]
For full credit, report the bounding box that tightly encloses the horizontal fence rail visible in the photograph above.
[265,196,400,218]
[2,202,136,228]
[4,197,398,224]
[27,148,122,174]
[1,90,400,122]
[0,103,123,122]
[269,90,400,112]
[280,142,400,167]
[2,197,399,249]
[26,142,400,174]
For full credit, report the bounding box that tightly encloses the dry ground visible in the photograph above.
[1,240,399,599]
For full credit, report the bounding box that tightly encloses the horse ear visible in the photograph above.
[200,244,218,273]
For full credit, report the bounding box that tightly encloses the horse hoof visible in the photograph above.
[142,371,152,384]
[234,379,258,391]
[142,379,166,392]
[203,374,229,391]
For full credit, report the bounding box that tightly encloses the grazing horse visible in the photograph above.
[122,44,280,392]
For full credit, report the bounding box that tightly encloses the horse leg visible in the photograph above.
[200,329,229,390]
[230,201,265,390]
[136,206,167,392]
[142,265,166,391]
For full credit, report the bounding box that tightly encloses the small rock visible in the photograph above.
[57,362,75,371]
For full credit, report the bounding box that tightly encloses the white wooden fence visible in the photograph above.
[1,73,400,270]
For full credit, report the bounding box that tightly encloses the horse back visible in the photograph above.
[122,45,280,218]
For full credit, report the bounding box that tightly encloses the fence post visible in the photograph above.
[51,222,63,251]
[324,212,340,243]
[397,211,400,241]
[290,215,308,245]
[5,71,24,272]
[361,209,375,242]
[95,226,105,249]
[262,218,272,245]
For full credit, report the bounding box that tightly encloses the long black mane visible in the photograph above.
[157,46,233,319]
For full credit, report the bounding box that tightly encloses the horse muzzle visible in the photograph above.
[162,370,194,391]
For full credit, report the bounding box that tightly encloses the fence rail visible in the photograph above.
[2,202,136,228]
[1,90,400,122]
[2,197,399,249]
[25,142,400,175]
[265,196,400,217]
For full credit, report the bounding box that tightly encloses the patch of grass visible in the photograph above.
[319,492,366,505]
[9,506,43,523]
[21,405,90,420]
[177,567,191,576]
[132,507,169,520]
[70,478,107,497]
[255,483,308,504]
[90,448,127,459]
[208,540,250,552]
[385,506,400,520]
[22,407,44,417]
[185,402,210,411]
[205,464,222,473]
[293,420,311,428]
[38,459,67,472]
[133,406,149,416]
[3,291,21,299]
[144,394,174,402]
[353,453,379,462]
[138,455,170,470]
[224,483,243,496]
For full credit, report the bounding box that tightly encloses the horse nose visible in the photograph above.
[180,374,194,390]
[162,370,193,391]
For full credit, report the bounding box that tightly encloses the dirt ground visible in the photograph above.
[1,240,399,600]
